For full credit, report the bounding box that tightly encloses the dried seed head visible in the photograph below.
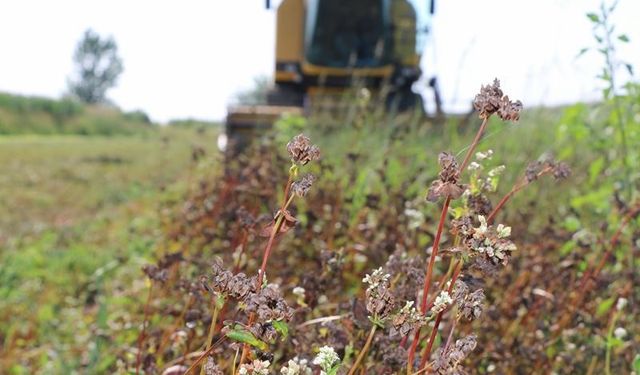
[245,283,294,322]
[208,259,257,299]
[456,284,485,321]
[497,96,523,121]
[450,216,474,238]
[526,157,571,183]
[363,267,395,318]
[291,173,316,197]
[552,162,571,180]
[204,357,223,375]
[390,301,428,337]
[427,152,467,202]
[432,335,477,374]
[142,264,169,283]
[473,79,504,119]
[287,134,320,165]
[473,78,522,122]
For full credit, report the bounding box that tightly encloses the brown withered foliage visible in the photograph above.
[427,152,467,201]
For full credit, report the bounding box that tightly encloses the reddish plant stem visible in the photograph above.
[460,117,488,171]
[419,261,462,370]
[407,196,451,372]
[238,178,294,369]
[408,118,489,373]
[487,166,553,224]
[400,334,409,349]
[183,336,227,375]
[407,327,421,373]
[135,283,154,375]
[419,196,452,313]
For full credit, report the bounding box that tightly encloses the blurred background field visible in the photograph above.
[0,0,639,374]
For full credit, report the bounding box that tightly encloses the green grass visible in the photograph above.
[0,129,217,242]
[0,92,154,135]
[0,126,221,372]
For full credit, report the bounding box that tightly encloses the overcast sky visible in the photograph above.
[0,0,637,123]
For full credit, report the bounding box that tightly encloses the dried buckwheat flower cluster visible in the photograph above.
[432,335,478,374]
[362,267,396,319]
[427,152,467,202]
[473,78,522,121]
[287,134,320,165]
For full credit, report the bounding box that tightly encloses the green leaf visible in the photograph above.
[586,13,600,23]
[327,363,342,375]
[272,320,289,339]
[226,327,268,350]
[618,34,630,43]
[576,47,589,58]
[563,216,581,232]
[633,354,640,372]
[625,63,634,76]
[596,297,615,318]
[559,240,576,256]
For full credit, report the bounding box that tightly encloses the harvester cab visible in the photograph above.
[224,0,437,153]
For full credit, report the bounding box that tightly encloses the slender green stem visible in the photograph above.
[605,310,619,375]
[200,295,224,375]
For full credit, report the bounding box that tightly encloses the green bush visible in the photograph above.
[0,92,154,135]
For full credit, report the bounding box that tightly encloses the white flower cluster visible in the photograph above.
[313,345,340,374]
[280,357,312,375]
[471,216,516,263]
[488,165,506,177]
[432,290,453,314]
[399,300,416,314]
[496,223,511,238]
[616,297,627,311]
[362,267,391,293]
[239,360,270,375]
[468,161,482,171]
[475,150,494,161]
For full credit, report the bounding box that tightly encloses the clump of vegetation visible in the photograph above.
[125,79,574,375]
[0,92,152,135]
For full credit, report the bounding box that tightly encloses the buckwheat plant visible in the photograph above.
[235,134,320,367]
[183,134,320,374]
[405,79,569,374]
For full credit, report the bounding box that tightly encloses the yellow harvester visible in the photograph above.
[225,0,436,150]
